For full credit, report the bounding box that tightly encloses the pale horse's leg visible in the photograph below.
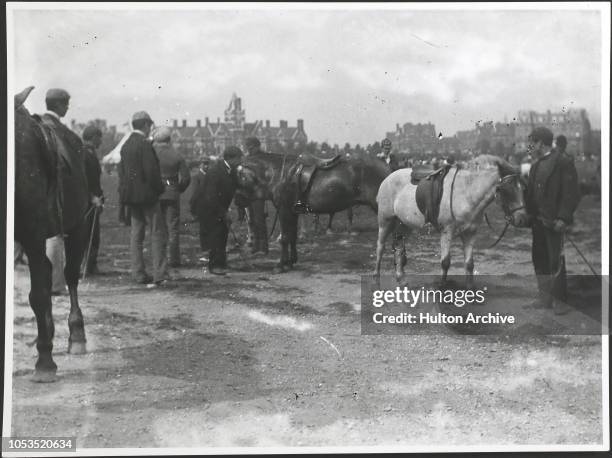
[373,216,397,280]
[460,229,477,290]
[440,226,453,285]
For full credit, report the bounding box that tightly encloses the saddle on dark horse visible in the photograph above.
[293,155,343,214]
[411,164,453,229]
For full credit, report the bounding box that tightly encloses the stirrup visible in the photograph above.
[293,200,312,214]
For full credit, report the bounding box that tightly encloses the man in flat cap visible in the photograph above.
[40,88,90,294]
[381,138,400,172]
[192,146,243,275]
[81,125,105,275]
[119,111,168,286]
[525,127,580,315]
[242,136,269,255]
[153,126,191,268]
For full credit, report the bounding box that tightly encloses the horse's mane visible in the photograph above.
[465,154,518,176]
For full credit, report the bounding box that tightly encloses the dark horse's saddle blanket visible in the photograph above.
[413,165,452,229]
[292,155,344,213]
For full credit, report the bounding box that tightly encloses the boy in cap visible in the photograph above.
[119,111,168,286]
[381,138,400,171]
[81,125,105,275]
[525,127,580,315]
[153,126,191,268]
[193,146,243,275]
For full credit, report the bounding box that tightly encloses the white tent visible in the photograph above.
[102,131,132,165]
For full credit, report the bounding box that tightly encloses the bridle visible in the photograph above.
[486,172,525,248]
[494,173,525,223]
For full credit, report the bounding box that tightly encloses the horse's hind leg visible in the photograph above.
[24,240,57,382]
[64,228,87,355]
[439,226,453,286]
[460,229,477,290]
[393,222,410,284]
[373,216,397,280]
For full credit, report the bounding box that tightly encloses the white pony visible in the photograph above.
[374,155,529,288]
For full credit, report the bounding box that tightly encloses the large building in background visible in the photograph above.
[385,122,438,155]
[169,93,308,158]
[514,108,591,154]
[386,107,594,159]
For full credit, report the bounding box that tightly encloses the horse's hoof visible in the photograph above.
[349,231,359,236]
[68,341,87,355]
[325,229,334,235]
[31,370,58,383]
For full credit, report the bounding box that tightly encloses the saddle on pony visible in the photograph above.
[293,154,343,214]
[412,164,453,229]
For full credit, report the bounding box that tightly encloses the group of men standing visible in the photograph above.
[31,89,582,315]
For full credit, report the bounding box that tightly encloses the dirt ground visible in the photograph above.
[8,171,605,449]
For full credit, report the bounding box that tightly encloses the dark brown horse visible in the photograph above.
[14,87,89,382]
[237,152,389,271]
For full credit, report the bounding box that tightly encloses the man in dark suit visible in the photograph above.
[525,127,580,315]
[81,125,105,275]
[193,146,243,275]
[119,111,168,286]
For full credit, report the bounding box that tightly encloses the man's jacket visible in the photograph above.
[119,132,164,205]
[526,149,580,225]
[190,160,237,220]
[40,113,89,230]
[154,142,191,201]
[82,143,103,198]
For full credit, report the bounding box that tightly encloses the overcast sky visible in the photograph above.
[10,5,605,145]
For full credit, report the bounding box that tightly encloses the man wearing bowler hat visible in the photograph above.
[119,111,168,286]
[525,127,580,315]
[193,146,243,275]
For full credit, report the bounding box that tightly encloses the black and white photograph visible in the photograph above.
[3,2,610,455]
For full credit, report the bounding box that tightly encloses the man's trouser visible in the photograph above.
[531,220,568,306]
[203,216,229,269]
[247,199,268,254]
[46,235,65,293]
[129,202,168,283]
[160,199,181,266]
[84,206,101,274]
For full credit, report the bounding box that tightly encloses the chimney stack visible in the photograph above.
[205,117,209,126]
[266,120,270,128]
[217,117,220,124]
[182,120,187,128]
[297,119,304,131]
[196,119,201,128]
[280,120,288,129]
[173,119,178,128]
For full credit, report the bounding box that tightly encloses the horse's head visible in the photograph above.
[494,164,529,228]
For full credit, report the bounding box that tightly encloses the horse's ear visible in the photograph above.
[15,86,35,109]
